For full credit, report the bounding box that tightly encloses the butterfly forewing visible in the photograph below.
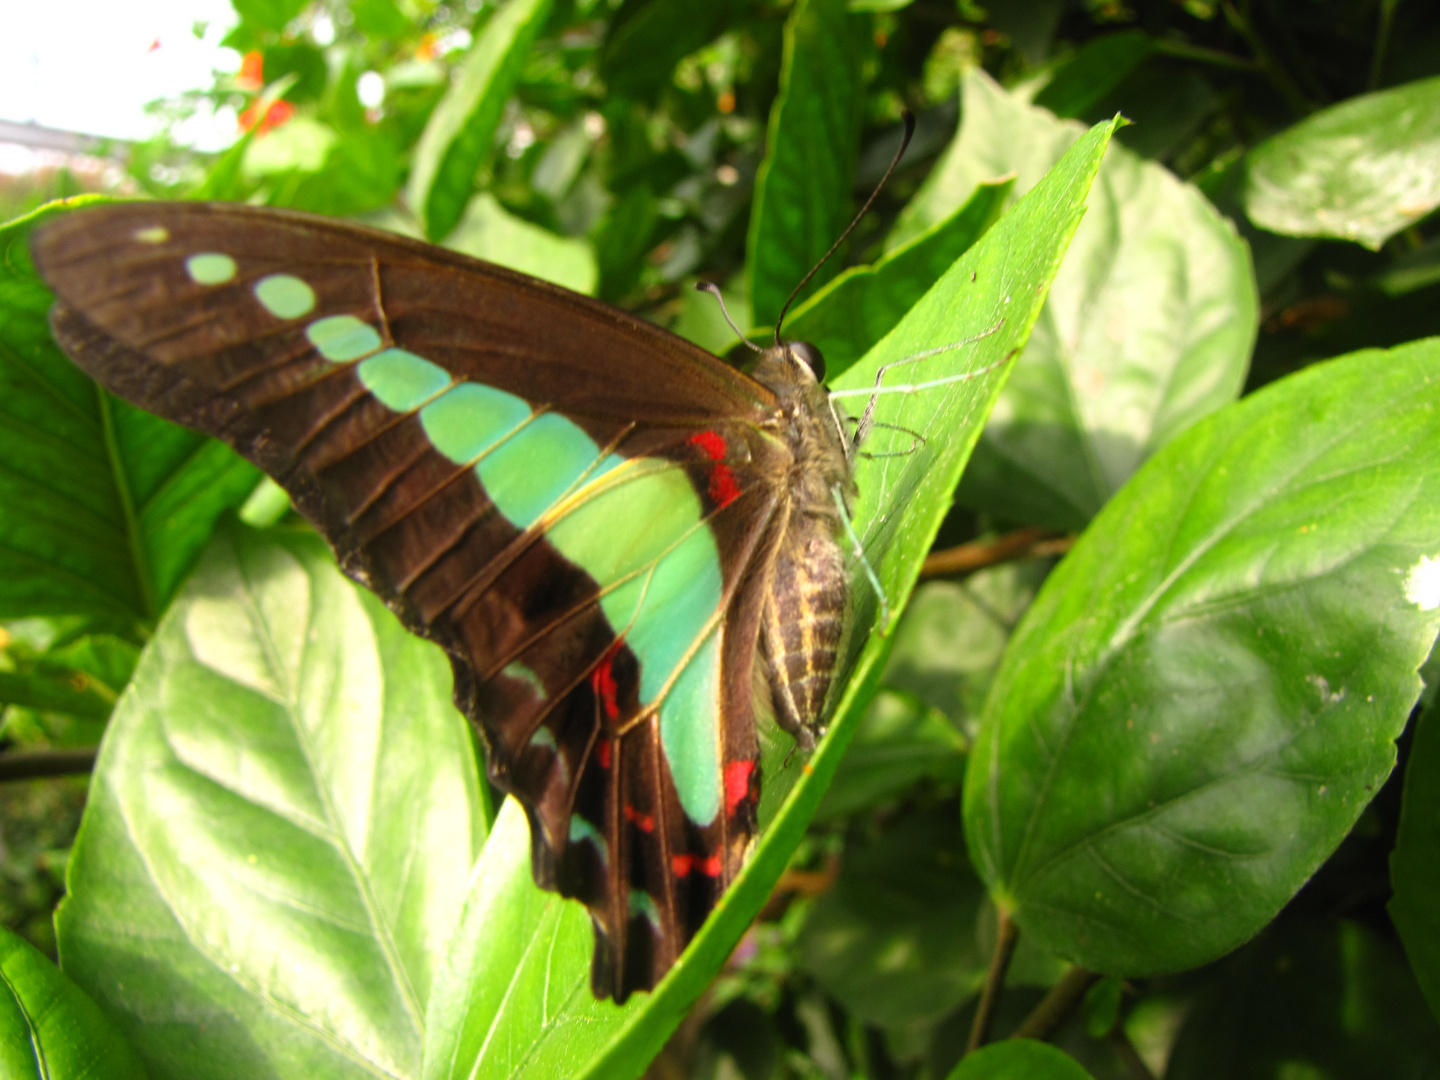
[33,201,787,1001]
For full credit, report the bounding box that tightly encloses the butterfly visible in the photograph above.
[31,199,862,1002]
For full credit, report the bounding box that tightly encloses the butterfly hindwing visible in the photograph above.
[32,201,784,1001]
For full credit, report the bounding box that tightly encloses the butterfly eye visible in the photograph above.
[789,341,826,382]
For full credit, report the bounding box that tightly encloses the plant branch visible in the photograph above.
[966,908,1019,1054]
[1012,966,1101,1042]
[0,747,99,782]
[921,528,1073,580]
[1221,0,1314,117]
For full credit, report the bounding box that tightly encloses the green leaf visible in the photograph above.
[0,924,148,1080]
[911,71,1257,530]
[418,118,1118,1080]
[1243,74,1440,250]
[782,179,1011,381]
[231,0,308,34]
[944,1039,1095,1080]
[0,201,260,626]
[798,807,987,1027]
[1033,30,1153,119]
[1391,694,1440,1023]
[1166,922,1440,1079]
[599,0,733,99]
[964,337,1440,977]
[443,193,598,295]
[746,0,866,329]
[242,117,338,178]
[407,0,554,241]
[0,668,112,722]
[350,0,410,39]
[56,524,488,1080]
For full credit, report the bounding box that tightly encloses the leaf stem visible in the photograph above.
[921,528,1073,580]
[966,908,1019,1053]
[0,747,98,782]
[1012,965,1101,1041]
[1220,1,1314,117]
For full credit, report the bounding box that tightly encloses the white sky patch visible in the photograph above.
[1403,554,1440,612]
[0,0,239,149]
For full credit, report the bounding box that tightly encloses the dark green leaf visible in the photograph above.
[407,0,554,241]
[746,0,866,329]
[782,179,1011,381]
[443,193,598,294]
[0,924,148,1080]
[0,201,260,626]
[599,0,733,99]
[56,524,489,1079]
[1391,694,1440,1023]
[419,119,1119,1080]
[799,807,987,1027]
[261,41,328,104]
[0,668,112,722]
[1034,30,1154,119]
[944,1039,1095,1080]
[595,184,657,301]
[231,0,308,34]
[1244,75,1440,250]
[964,338,1440,976]
[914,72,1257,530]
[1166,922,1440,1079]
[282,127,404,217]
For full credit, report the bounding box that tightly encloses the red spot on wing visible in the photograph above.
[591,644,622,720]
[624,804,655,833]
[597,740,612,770]
[724,760,756,816]
[687,431,742,508]
[672,853,723,878]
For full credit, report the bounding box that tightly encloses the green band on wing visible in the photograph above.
[359,349,452,412]
[506,661,549,702]
[569,817,608,864]
[478,412,623,531]
[306,315,382,362]
[254,274,317,319]
[186,253,236,285]
[420,382,531,462]
[659,631,722,825]
[629,890,661,929]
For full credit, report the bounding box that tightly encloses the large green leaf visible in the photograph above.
[797,806,987,1028]
[1391,693,1440,1023]
[0,202,260,626]
[964,337,1440,976]
[1243,74,1440,250]
[56,524,488,1080]
[0,923,148,1080]
[781,178,1011,381]
[945,1039,1094,1080]
[443,193,598,295]
[907,71,1258,530]
[417,118,1119,1080]
[406,0,554,241]
[1166,922,1440,1079]
[599,0,734,99]
[746,0,865,329]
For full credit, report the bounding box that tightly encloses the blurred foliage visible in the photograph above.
[2,0,1440,1078]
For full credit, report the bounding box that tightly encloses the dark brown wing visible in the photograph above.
[32,200,791,1001]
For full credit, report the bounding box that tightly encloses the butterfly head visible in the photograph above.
[753,339,827,390]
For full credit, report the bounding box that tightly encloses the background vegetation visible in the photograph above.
[2,1,1440,1078]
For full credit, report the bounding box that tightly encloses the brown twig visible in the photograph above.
[966,909,1019,1054]
[921,528,1073,580]
[1012,966,1101,1042]
[0,747,99,782]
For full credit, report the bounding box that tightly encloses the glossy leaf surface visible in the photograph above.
[0,924,148,1080]
[945,1039,1095,1080]
[746,0,865,328]
[1391,694,1440,1023]
[1244,75,1440,250]
[0,202,259,625]
[418,118,1119,1080]
[965,338,1440,975]
[57,524,488,1080]
[407,0,553,241]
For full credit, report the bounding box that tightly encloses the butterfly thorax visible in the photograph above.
[750,342,855,750]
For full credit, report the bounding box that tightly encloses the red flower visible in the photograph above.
[236,50,264,92]
[238,98,294,134]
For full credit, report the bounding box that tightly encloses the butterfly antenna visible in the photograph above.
[773,110,917,347]
[694,280,764,353]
